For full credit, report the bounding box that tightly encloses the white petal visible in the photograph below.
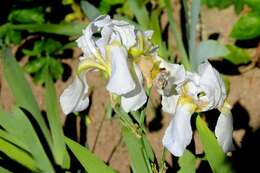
[198,61,226,110]
[60,73,89,115]
[121,65,147,112]
[215,106,235,153]
[112,20,136,49]
[162,103,195,156]
[159,61,186,85]
[93,15,111,28]
[106,45,136,95]
[161,95,179,114]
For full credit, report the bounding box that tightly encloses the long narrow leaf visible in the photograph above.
[44,72,68,166]
[80,1,101,20]
[164,0,191,70]
[189,0,200,70]
[0,108,54,172]
[1,48,52,148]
[196,116,234,173]
[10,23,87,36]
[65,137,117,173]
[178,150,196,173]
[128,0,150,29]
[0,138,38,171]
[122,127,152,173]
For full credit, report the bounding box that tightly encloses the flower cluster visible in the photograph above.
[60,15,160,115]
[156,61,234,156]
[60,15,234,157]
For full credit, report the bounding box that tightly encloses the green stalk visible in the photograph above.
[164,0,191,70]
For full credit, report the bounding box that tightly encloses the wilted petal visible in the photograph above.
[161,95,179,114]
[106,45,136,95]
[198,61,226,110]
[215,104,235,153]
[112,20,136,49]
[121,65,147,112]
[162,102,195,156]
[60,73,89,115]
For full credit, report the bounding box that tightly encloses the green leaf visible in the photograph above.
[122,127,152,173]
[1,48,52,147]
[164,0,191,70]
[178,150,196,173]
[65,137,117,173]
[44,39,63,54]
[24,58,46,73]
[197,40,230,63]
[0,129,29,151]
[48,58,64,80]
[230,12,260,40]
[23,40,44,57]
[5,29,21,45]
[80,1,101,21]
[44,70,68,166]
[10,23,87,36]
[150,8,169,58]
[202,0,233,9]
[128,0,150,29]
[142,136,155,162]
[224,45,251,65]
[99,0,124,13]
[8,8,45,24]
[234,0,245,14]
[0,166,13,173]
[0,138,38,171]
[189,0,201,70]
[0,108,54,172]
[196,116,234,173]
[244,0,260,12]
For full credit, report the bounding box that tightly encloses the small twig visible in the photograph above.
[91,111,106,152]
[106,136,123,165]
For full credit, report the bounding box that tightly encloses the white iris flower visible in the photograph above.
[60,15,159,115]
[158,61,235,156]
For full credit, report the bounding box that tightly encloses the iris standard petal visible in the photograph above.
[198,61,226,110]
[162,102,195,156]
[121,65,147,112]
[106,45,136,95]
[161,95,179,114]
[112,20,136,49]
[60,73,89,115]
[215,104,235,153]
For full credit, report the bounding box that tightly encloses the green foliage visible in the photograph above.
[23,38,64,84]
[231,12,260,40]
[80,1,101,21]
[8,8,45,24]
[202,0,233,9]
[99,0,125,13]
[244,0,260,12]
[66,137,117,173]
[122,127,153,173]
[196,116,234,173]
[197,40,229,63]
[2,48,52,146]
[178,150,196,173]
[224,45,251,65]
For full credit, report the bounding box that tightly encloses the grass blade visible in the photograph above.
[80,1,101,20]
